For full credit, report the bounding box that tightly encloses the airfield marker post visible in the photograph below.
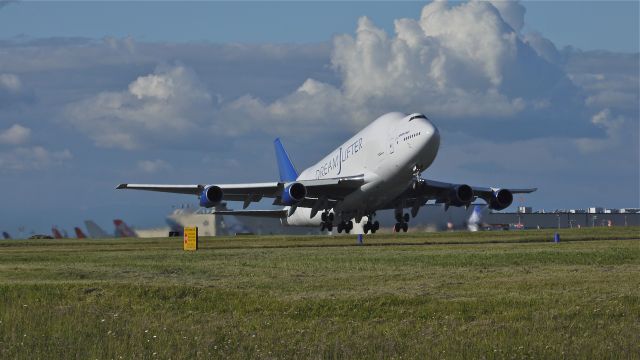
[183,226,198,251]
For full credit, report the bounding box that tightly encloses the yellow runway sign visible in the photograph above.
[183,227,198,251]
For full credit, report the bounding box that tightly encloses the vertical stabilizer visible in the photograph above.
[273,138,299,182]
[467,205,483,232]
[114,219,137,238]
[74,227,87,239]
[84,220,109,238]
[51,227,63,239]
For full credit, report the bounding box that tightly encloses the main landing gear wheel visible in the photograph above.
[394,212,410,233]
[363,220,380,234]
[320,212,334,232]
[337,220,354,234]
[393,222,408,233]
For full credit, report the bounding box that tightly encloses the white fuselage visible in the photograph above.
[284,112,440,226]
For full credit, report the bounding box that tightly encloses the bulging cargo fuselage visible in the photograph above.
[285,112,440,226]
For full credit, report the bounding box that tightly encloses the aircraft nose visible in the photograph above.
[420,118,439,148]
[417,117,440,167]
[422,118,437,138]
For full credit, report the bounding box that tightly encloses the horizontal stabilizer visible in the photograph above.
[505,188,537,194]
[214,209,287,218]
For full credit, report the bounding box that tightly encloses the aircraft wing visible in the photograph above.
[116,174,364,208]
[117,182,282,201]
[383,178,536,210]
[116,184,204,195]
[418,179,536,202]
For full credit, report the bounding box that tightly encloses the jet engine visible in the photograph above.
[282,207,322,227]
[488,189,513,211]
[448,184,474,206]
[199,185,223,208]
[281,182,307,206]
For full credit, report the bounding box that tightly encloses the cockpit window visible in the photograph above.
[409,114,428,121]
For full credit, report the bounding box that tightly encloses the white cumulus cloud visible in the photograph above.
[574,109,626,153]
[137,159,171,173]
[489,0,526,32]
[0,73,21,92]
[231,1,570,127]
[66,65,214,149]
[0,146,72,172]
[129,72,177,100]
[0,124,30,145]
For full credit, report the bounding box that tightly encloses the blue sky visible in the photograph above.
[0,1,638,236]
[1,1,638,51]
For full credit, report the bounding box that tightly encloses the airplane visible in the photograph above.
[117,112,536,234]
[114,219,137,238]
[74,227,88,239]
[51,227,64,239]
[467,205,484,232]
[2,231,10,239]
[84,220,110,238]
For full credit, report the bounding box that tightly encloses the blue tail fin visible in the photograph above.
[273,138,299,182]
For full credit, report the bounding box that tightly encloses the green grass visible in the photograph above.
[0,227,638,359]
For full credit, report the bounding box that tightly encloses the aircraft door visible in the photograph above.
[388,132,395,154]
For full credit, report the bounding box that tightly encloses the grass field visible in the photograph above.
[0,227,638,359]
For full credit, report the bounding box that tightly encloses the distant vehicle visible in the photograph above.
[84,220,109,238]
[2,231,11,239]
[114,219,137,238]
[118,112,536,234]
[29,234,54,239]
[51,227,64,239]
[74,227,87,239]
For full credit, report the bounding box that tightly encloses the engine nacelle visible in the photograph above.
[281,182,307,206]
[282,207,322,227]
[488,189,513,211]
[199,185,223,208]
[448,184,474,206]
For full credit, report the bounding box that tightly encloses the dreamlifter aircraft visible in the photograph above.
[118,112,536,234]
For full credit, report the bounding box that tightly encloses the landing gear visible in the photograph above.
[363,213,380,234]
[394,212,410,233]
[337,220,353,234]
[320,211,334,232]
[363,220,379,234]
[394,222,408,232]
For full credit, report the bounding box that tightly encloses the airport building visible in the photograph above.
[484,211,640,229]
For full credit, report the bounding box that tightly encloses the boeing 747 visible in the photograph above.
[117,112,535,233]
